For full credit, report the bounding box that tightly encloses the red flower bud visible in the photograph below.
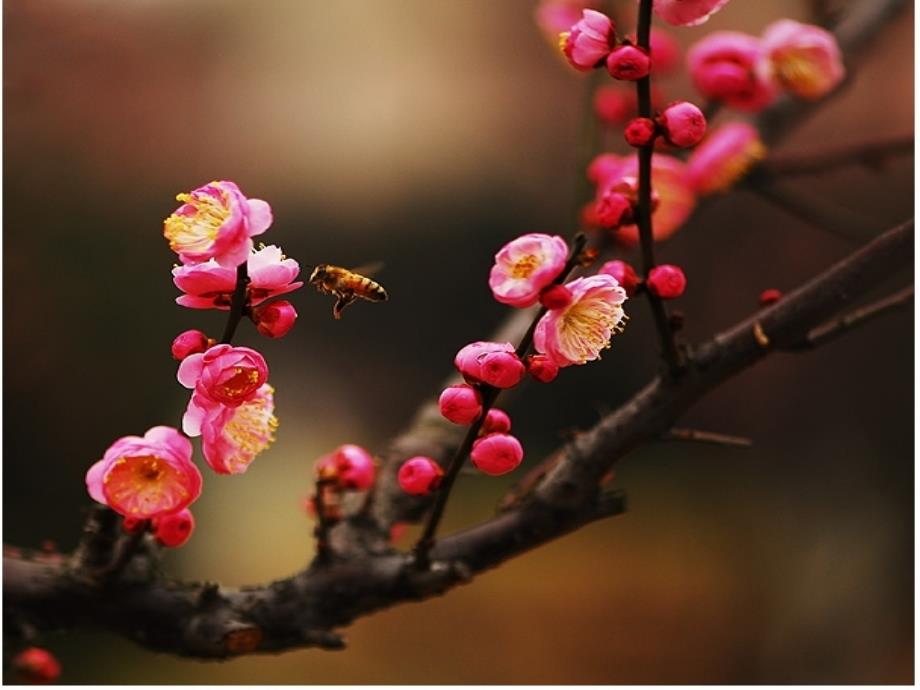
[152,508,195,548]
[251,300,297,338]
[12,647,61,684]
[647,264,687,299]
[526,354,560,383]
[397,456,444,496]
[759,288,783,306]
[471,433,524,476]
[171,329,210,361]
[480,408,512,435]
[606,45,651,81]
[624,117,658,147]
[598,260,639,297]
[659,101,707,148]
[438,384,483,424]
[540,284,574,310]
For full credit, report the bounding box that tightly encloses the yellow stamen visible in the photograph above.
[511,254,540,279]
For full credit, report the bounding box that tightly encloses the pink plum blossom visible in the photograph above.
[85,426,202,519]
[153,508,196,547]
[561,9,616,71]
[535,0,594,46]
[688,32,777,112]
[185,384,278,475]
[687,122,766,195]
[178,344,269,407]
[760,19,844,100]
[534,274,628,367]
[652,0,731,27]
[439,384,483,424]
[489,233,569,308]
[172,244,303,310]
[471,433,524,476]
[163,180,272,268]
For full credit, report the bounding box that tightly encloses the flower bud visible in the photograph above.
[561,9,616,71]
[471,433,524,476]
[481,408,512,435]
[759,288,782,306]
[659,101,707,148]
[647,264,687,299]
[251,300,297,338]
[526,354,560,383]
[606,45,651,81]
[595,190,633,228]
[539,285,574,310]
[624,117,657,147]
[438,384,483,424]
[152,508,195,548]
[397,456,444,495]
[598,260,639,297]
[477,352,526,389]
[171,329,210,361]
[334,444,376,490]
[12,647,61,684]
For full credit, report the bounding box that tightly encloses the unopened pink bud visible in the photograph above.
[171,329,210,361]
[540,284,574,310]
[334,444,376,490]
[152,508,195,548]
[251,300,297,338]
[598,260,639,296]
[438,384,483,424]
[659,101,707,148]
[471,433,524,476]
[624,117,658,147]
[759,288,782,306]
[12,647,61,684]
[526,354,560,383]
[481,408,512,436]
[477,352,526,389]
[606,45,651,81]
[595,190,633,228]
[397,456,444,495]
[647,264,687,299]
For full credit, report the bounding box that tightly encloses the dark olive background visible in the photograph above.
[3,0,913,683]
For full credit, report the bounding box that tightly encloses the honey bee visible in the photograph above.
[308,264,388,319]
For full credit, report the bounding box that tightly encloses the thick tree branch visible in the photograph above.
[762,135,913,177]
[4,220,911,658]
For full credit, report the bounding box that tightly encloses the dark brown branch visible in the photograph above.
[664,428,752,449]
[789,285,913,350]
[5,221,911,658]
[762,135,913,177]
[220,262,250,344]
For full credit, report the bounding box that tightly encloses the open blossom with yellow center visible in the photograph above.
[760,19,844,100]
[489,233,569,308]
[687,123,767,195]
[177,344,269,407]
[197,385,278,475]
[85,426,202,519]
[163,180,273,268]
[533,274,628,367]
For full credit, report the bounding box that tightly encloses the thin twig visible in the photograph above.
[762,136,913,177]
[665,428,753,449]
[221,263,250,344]
[635,0,683,376]
[789,285,913,350]
[413,234,589,567]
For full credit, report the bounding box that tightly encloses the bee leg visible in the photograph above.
[333,294,357,320]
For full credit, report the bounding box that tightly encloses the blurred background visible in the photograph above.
[3,0,913,683]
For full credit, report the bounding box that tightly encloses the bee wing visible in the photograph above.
[348,261,385,277]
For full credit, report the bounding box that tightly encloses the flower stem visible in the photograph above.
[413,234,588,568]
[635,0,683,376]
[220,263,250,345]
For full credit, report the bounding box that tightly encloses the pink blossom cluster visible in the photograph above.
[688,20,844,112]
[86,182,300,546]
[306,444,378,523]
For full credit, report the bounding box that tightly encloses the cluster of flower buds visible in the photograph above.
[396,233,631,496]
[688,19,844,112]
[84,181,299,547]
[560,10,653,81]
[622,101,707,150]
[306,444,377,524]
